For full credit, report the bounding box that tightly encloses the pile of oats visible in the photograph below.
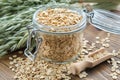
[9,54,87,80]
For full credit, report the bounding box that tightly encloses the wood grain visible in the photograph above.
[0,14,120,80]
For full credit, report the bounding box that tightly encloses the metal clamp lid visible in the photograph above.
[84,5,120,35]
[24,25,42,61]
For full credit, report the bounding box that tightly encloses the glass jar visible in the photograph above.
[24,4,87,63]
[24,4,120,63]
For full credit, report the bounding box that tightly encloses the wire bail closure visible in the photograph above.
[24,25,42,61]
[83,4,95,24]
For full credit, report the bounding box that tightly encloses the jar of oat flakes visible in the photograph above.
[24,4,120,63]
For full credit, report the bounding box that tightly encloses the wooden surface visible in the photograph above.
[0,25,120,80]
[0,12,120,80]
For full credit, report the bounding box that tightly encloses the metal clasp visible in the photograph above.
[24,25,42,61]
[83,4,106,30]
[83,4,94,22]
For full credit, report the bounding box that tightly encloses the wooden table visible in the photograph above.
[0,15,120,80]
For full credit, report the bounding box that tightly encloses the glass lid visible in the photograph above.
[84,8,120,35]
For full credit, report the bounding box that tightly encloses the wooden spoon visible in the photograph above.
[70,48,113,75]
